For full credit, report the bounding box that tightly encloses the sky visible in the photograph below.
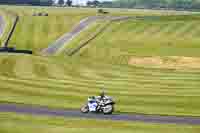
[54,0,112,6]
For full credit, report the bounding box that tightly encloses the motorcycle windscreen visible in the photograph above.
[88,102,98,112]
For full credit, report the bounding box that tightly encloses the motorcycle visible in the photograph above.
[81,96,115,114]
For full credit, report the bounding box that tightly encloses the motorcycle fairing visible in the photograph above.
[88,102,98,112]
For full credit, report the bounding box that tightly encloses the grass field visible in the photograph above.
[60,20,110,56]
[0,9,14,46]
[0,6,197,54]
[1,113,200,133]
[0,5,200,122]
[0,54,200,116]
[64,15,200,64]
[0,6,99,54]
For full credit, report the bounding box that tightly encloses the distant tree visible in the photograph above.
[58,0,64,5]
[108,0,200,10]
[31,0,42,5]
[191,0,200,9]
[87,0,100,7]
[39,0,53,6]
[87,1,92,6]
[93,0,100,6]
[99,1,113,8]
[66,0,72,6]
[0,0,53,5]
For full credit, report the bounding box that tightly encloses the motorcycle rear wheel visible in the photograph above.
[103,105,114,114]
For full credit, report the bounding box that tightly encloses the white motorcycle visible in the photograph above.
[81,96,115,115]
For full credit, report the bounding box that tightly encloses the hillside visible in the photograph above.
[1,6,97,54]
[63,15,200,63]
[0,9,13,45]
[0,6,200,117]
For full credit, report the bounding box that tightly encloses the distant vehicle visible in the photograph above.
[98,9,109,14]
[32,12,48,16]
[81,94,115,114]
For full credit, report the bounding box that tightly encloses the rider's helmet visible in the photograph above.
[100,91,105,98]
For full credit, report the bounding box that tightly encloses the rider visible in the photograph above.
[89,91,107,103]
[94,91,107,103]
[99,91,106,101]
[89,91,111,111]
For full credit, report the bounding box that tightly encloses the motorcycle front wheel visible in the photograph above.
[80,105,89,113]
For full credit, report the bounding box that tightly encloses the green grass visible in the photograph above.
[10,16,91,54]
[0,54,200,116]
[1,113,200,133]
[1,5,197,54]
[0,9,14,46]
[66,15,200,64]
[10,14,84,54]
[61,20,111,56]
[0,6,200,118]
[0,6,100,54]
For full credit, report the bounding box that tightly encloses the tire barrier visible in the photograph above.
[0,47,32,54]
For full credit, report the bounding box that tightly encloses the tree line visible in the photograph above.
[0,0,72,6]
[0,0,53,6]
[100,0,200,10]
[1,0,200,10]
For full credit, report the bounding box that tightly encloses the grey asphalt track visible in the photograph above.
[41,16,131,56]
[41,16,101,55]
[1,103,200,125]
[0,15,5,38]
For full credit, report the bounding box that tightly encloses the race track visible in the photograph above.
[1,103,200,125]
[0,15,5,38]
[41,16,131,56]
[41,16,101,55]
